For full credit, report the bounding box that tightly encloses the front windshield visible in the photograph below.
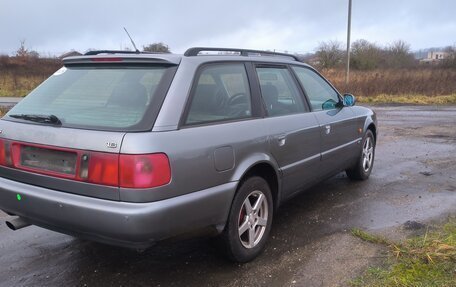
[5,65,172,130]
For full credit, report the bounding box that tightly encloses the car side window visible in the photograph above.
[292,66,340,111]
[256,67,305,117]
[185,64,252,125]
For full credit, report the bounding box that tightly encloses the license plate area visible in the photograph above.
[19,145,77,176]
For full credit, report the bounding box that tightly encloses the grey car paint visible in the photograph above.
[265,113,321,198]
[0,176,236,248]
[315,108,361,177]
[119,118,270,202]
[0,52,377,248]
[0,120,124,200]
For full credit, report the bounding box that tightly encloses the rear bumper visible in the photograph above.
[0,177,236,248]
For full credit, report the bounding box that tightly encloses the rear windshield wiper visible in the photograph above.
[9,114,62,126]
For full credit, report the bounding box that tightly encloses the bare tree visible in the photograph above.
[441,45,456,68]
[350,39,383,70]
[16,40,29,57]
[387,40,415,68]
[315,41,344,69]
[16,40,39,58]
[143,42,171,53]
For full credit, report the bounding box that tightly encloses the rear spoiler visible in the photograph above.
[63,53,181,65]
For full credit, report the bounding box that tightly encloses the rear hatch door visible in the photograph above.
[0,57,178,200]
[0,120,124,200]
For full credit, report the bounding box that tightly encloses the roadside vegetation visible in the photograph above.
[0,42,60,97]
[0,107,7,117]
[351,219,456,287]
[315,39,456,105]
[321,68,456,105]
[0,40,456,105]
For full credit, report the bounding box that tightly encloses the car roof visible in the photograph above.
[62,47,310,67]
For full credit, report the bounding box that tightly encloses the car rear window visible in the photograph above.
[5,65,176,131]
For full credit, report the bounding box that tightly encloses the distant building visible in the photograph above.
[59,51,82,59]
[420,51,449,64]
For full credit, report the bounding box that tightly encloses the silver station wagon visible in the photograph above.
[0,48,377,262]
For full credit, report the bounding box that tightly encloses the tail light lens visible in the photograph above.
[0,138,6,165]
[0,139,171,189]
[120,153,171,188]
[87,152,119,187]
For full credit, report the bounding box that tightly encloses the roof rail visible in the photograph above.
[84,50,141,56]
[184,47,300,62]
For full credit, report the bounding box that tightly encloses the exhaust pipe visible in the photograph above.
[6,217,31,231]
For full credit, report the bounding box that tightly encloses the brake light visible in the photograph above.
[91,57,123,62]
[86,152,119,186]
[0,140,171,189]
[0,139,5,165]
[119,153,171,188]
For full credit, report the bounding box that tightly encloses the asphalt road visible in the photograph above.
[0,97,21,107]
[0,105,455,287]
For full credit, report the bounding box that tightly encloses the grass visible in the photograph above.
[0,56,61,97]
[0,74,45,97]
[1,63,456,105]
[352,228,391,245]
[322,68,456,99]
[357,94,456,105]
[351,219,456,287]
[0,105,9,116]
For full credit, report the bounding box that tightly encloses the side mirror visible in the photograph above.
[343,94,356,107]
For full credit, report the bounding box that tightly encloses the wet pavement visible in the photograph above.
[0,105,455,287]
[0,97,21,108]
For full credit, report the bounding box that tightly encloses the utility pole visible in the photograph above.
[346,0,352,85]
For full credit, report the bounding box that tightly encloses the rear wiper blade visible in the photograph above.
[9,114,62,126]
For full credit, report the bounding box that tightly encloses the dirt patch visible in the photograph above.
[289,233,385,287]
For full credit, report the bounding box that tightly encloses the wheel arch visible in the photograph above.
[231,155,282,211]
[362,112,377,145]
[242,162,280,210]
[367,123,377,144]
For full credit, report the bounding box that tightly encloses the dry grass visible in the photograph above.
[0,107,6,117]
[351,219,456,287]
[0,74,47,97]
[1,57,455,105]
[358,94,456,105]
[322,68,456,103]
[0,55,61,97]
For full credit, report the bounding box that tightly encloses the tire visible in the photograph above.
[221,176,273,263]
[346,129,375,180]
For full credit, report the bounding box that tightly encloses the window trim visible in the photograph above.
[253,63,311,117]
[179,61,260,128]
[290,65,343,112]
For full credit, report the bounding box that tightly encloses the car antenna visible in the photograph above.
[123,27,140,53]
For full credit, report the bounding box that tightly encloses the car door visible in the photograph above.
[254,65,321,199]
[292,66,360,177]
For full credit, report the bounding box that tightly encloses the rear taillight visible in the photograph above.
[0,138,5,165]
[119,153,171,188]
[86,152,119,187]
[0,139,171,189]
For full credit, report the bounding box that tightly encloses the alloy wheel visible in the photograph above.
[238,190,269,249]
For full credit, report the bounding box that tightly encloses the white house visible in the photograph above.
[420,51,449,64]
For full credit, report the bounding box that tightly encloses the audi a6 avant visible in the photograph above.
[0,48,377,262]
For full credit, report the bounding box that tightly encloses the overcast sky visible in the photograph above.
[1,0,455,56]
